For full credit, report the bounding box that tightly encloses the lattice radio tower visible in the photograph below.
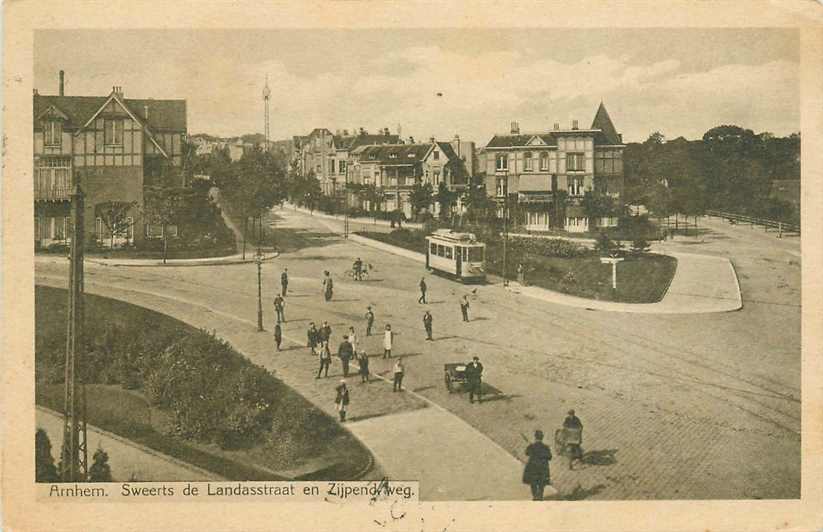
[61,179,88,481]
[263,74,271,149]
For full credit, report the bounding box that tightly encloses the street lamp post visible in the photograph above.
[501,169,509,287]
[256,248,264,332]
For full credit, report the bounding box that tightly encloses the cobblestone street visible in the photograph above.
[35,209,800,500]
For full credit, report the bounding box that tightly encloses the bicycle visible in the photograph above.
[345,263,373,281]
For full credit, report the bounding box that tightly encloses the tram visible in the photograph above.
[425,229,486,283]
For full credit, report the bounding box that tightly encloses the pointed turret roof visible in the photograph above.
[591,102,622,144]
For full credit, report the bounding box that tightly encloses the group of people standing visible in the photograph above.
[522,410,584,501]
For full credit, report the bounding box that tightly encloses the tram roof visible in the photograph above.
[426,229,483,244]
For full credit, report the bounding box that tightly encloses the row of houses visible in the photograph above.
[296,102,626,232]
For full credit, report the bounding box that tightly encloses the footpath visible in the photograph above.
[36,406,218,482]
[307,211,742,315]
[35,251,279,268]
[35,270,545,501]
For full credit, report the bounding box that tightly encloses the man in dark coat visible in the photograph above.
[307,322,318,353]
[320,321,332,345]
[323,271,334,301]
[563,409,584,468]
[273,294,286,323]
[365,306,375,336]
[334,380,350,422]
[273,323,282,352]
[423,311,433,341]
[281,268,289,296]
[338,335,354,378]
[523,430,552,500]
[460,295,470,322]
[418,277,427,304]
[465,356,484,404]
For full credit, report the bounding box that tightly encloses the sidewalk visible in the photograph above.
[36,406,219,482]
[35,273,548,501]
[35,251,279,268]
[347,229,742,315]
[285,203,424,230]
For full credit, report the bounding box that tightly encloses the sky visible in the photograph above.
[34,29,799,145]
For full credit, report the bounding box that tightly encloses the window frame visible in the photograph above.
[104,118,124,146]
[495,154,508,171]
[566,152,585,172]
[44,120,63,147]
[524,152,534,172]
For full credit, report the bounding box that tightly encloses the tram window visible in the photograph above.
[445,246,453,259]
[469,247,484,262]
[430,243,436,255]
[436,244,444,257]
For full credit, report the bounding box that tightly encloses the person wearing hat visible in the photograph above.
[338,335,354,378]
[465,356,484,404]
[323,270,334,302]
[358,350,370,383]
[522,430,552,500]
[280,268,289,297]
[365,306,375,336]
[316,342,332,379]
[383,324,393,359]
[334,380,350,422]
[273,322,282,352]
[423,311,433,341]
[563,409,584,469]
[392,357,405,392]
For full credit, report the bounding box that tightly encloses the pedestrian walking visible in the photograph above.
[563,409,584,469]
[353,257,364,281]
[338,335,354,378]
[423,311,433,341]
[466,356,484,403]
[522,430,552,501]
[323,271,334,302]
[273,294,286,323]
[418,277,427,304]
[348,326,358,352]
[460,295,471,322]
[334,380,350,422]
[365,306,375,336]
[316,344,331,378]
[358,350,370,383]
[273,322,282,352]
[320,321,332,346]
[383,324,393,359]
[393,357,405,392]
[517,263,526,286]
[281,268,289,296]
[307,322,319,353]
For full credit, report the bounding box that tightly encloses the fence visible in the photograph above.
[705,210,800,237]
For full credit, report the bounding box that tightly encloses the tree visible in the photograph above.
[595,232,622,257]
[143,185,191,264]
[409,182,433,218]
[88,447,113,482]
[35,429,59,482]
[434,181,457,221]
[96,200,138,249]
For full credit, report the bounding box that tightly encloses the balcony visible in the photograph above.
[34,182,71,201]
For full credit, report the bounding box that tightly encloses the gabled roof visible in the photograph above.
[357,143,433,165]
[434,142,459,162]
[33,94,186,132]
[485,133,558,148]
[591,102,621,144]
[334,133,401,151]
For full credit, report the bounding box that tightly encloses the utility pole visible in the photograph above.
[61,181,88,482]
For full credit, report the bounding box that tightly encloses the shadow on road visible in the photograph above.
[581,449,619,466]
[563,483,607,500]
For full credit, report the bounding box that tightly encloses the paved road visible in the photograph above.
[35,208,800,500]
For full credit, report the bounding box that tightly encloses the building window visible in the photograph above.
[328,158,336,174]
[495,154,508,171]
[569,177,584,196]
[35,157,72,199]
[44,120,62,147]
[104,119,124,146]
[433,150,439,160]
[496,178,506,197]
[527,211,548,227]
[389,153,398,159]
[524,152,534,172]
[540,152,549,171]
[566,152,585,172]
[433,170,441,185]
[339,160,347,175]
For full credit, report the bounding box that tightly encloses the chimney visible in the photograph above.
[572,119,579,130]
[409,136,415,144]
[59,70,65,96]
[429,136,435,144]
[144,104,149,121]
[343,129,349,136]
[33,88,39,96]
[553,122,560,131]
[112,85,124,98]
[453,134,461,158]
[511,121,520,134]
[384,127,390,136]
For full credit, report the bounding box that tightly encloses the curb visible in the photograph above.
[83,252,280,268]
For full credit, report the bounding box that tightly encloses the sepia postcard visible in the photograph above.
[2,1,823,531]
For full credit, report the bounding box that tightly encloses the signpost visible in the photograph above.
[600,256,624,290]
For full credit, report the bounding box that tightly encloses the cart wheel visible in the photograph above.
[445,373,453,393]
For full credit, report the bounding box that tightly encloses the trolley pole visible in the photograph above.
[61,183,88,482]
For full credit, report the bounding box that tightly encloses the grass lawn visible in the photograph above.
[35,286,373,481]
[37,245,236,260]
[357,230,677,303]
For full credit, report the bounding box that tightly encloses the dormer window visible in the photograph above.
[433,150,439,160]
[44,120,62,147]
[104,119,124,146]
[369,153,376,160]
[389,153,398,159]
